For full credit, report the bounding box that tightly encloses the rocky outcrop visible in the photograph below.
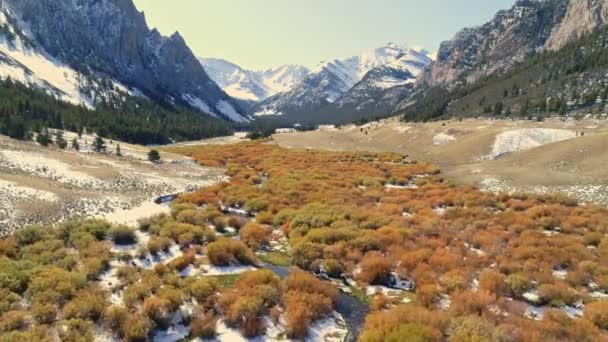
[0,0,247,122]
[545,0,608,50]
[420,0,569,88]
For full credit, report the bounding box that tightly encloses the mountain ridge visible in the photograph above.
[0,0,249,123]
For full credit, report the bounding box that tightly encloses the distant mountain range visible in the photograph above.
[200,58,310,103]
[203,44,432,124]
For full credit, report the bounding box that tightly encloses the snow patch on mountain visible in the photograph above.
[0,11,95,107]
[217,100,249,123]
[254,43,432,118]
[200,58,309,102]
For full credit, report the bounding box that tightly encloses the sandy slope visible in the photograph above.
[274,117,608,206]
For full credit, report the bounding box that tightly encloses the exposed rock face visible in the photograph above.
[546,0,608,50]
[420,0,569,87]
[0,0,247,122]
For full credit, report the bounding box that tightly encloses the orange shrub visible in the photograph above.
[240,223,272,250]
[356,252,392,285]
[206,238,256,266]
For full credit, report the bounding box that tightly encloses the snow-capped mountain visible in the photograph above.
[200,58,309,102]
[252,43,432,120]
[0,0,248,123]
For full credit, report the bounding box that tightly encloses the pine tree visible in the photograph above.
[72,138,80,151]
[116,144,122,157]
[36,128,52,147]
[55,130,67,149]
[148,149,161,163]
[93,136,106,153]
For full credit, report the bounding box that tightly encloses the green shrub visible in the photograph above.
[0,310,28,333]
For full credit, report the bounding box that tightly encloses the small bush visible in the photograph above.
[103,305,129,330]
[207,238,256,266]
[240,223,272,250]
[121,314,153,342]
[31,302,57,324]
[585,301,608,329]
[189,277,219,304]
[62,287,107,321]
[0,310,28,332]
[59,319,94,342]
[356,252,392,285]
[190,311,218,338]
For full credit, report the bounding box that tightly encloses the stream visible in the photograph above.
[260,263,368,342]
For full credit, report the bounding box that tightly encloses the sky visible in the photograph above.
[132,0,515,70]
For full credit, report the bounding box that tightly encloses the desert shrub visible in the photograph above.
[31,302,57,324]
[0,310,28,332]
[146,237,171,255]
[58,319,94,342]
[417,284,442,308]
[359,305,444,342]
[166,249,196,271]
[142,296,172,327]
[0,237,17,258]
[356,252,392,285]
[584,301,608,329]
[538,283,578,306]
[505,273,532,297]
[322,258,344,278]
[206,238,256,266]
[282,269,338,338]
[479,269,506,296]
[103,305,129,330]
[14,225,49,246]
[450,290,495,316]
[292,242,324,270]
[121,314,153,342]
[448,315,504,342]
[116,266,140,284]
[171,203,197,219]
[62,286,106,321]
[240,223,272,250]
[0,325,50,342]
[244,197,270,213]
[190,311,218,338]
[0,290,20,315]
[218,270,281,337]
[28,267,87,304]
[255,211,274,225]
[109,225,137,245]
[440,270,468,293]
[188,277,219,304]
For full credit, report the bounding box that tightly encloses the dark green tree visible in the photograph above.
[93,136,106,153]
[148,149,161,163]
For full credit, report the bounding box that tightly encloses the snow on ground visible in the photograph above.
[102,202,171,227]
[199,264,257,276]
[485,128,576,160]
[211,311,347,342]
[480,177,608,207]
[0,149,103,187]
[0,178,59,228]
[392,126,412,133]
[433,132,456,145]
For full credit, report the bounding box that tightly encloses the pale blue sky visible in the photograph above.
[132,0,515,70]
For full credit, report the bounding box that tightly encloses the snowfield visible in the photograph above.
[433,132,456,145]
[485,128,576,160]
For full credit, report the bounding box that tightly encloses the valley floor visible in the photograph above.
[274,116,608,206]
[0,132,226,235]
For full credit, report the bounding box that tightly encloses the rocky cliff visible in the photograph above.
[0,0,248,122]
